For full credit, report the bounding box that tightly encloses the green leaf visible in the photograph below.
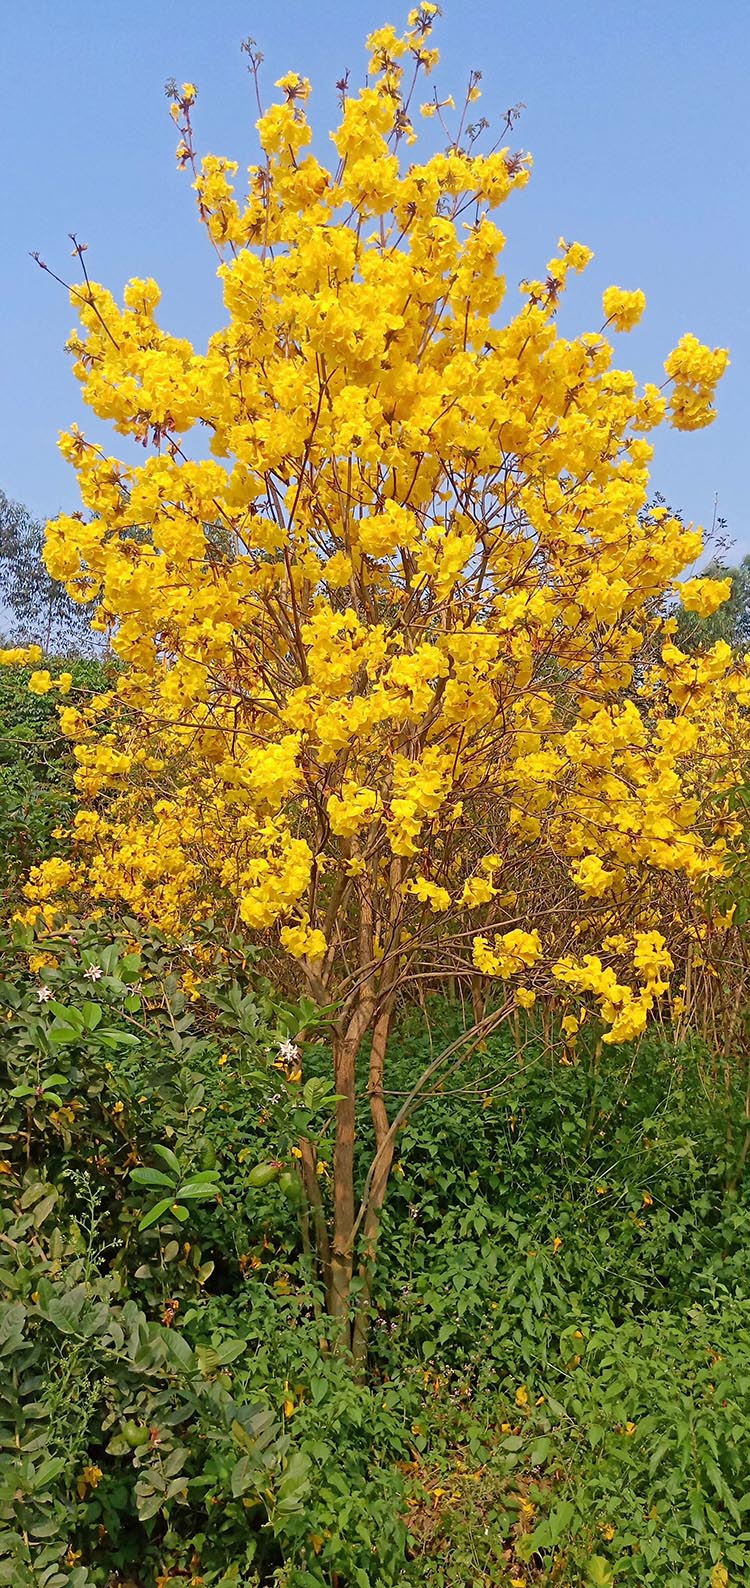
[197,1345,219,1375]
[33,1192,58,1228]
[165,1330,194,1371]
[138,1196,175,1231]
[153,1143,182,1178]
[130,1167,176,1189]
[214,1337,247,1366]
[33,1456,66,1489]
[80,1000,103,1030]
[586,1558,615,1588]
[47,1000,83,1027]
[176,1182,219,1201]
[275,1450,311,1515]
[48,1022,81,1045]
[96,1028,140,1048]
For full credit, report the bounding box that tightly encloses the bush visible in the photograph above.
[0,921,411,1587]
[0,661,107,897]
[3,929,750,1586]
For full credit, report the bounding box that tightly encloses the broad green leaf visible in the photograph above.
[153,1143,182,1178]
[138,1196,175,1231]
[130,1167,176,1189]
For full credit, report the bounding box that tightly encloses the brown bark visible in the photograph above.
[352,1000,396,1366]
[330,999,373,1342]
[298,1137,331,1303]
[471,973,486,1027]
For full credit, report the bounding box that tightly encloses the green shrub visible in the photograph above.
[3,937,750,1586]
[0,920,413,1587]
[0,661,107,896]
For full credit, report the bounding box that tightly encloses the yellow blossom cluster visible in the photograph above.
[26,10,746,1044]
[0,645,43,667]
[602,286,646,333]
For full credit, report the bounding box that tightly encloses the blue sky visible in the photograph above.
[2,0,747,556]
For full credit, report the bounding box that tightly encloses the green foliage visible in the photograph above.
[368,1009,750,1586]
[0,488,97,655]
[675,553,750,652]
[0,661,106,896]
[0,922,411,1587]
[3,917,750,1586]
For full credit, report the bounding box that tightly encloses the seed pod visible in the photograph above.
[122,1420,150,1449]
[279,1169,301,1204]
[247,1162,281,1188]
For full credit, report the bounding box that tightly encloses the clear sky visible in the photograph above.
[1,0,747,556]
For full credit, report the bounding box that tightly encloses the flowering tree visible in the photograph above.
[22,7,746,1354]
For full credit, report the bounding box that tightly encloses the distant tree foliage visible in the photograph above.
[675,554,750,653]
[0,488,97,654]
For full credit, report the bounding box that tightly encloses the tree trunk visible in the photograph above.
[329,999,373,1345]
[330,1032,357,1334]
[298,1136,331,1304]
[471,973,486,1027]
[351,1000,395,1367]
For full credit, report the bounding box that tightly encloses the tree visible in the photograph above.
[24,8,744,1357]
[0,489,96,655]
[675,554,750,653]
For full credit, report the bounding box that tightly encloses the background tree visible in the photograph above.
[24,8,743,1358]
[0,488,97,655]
[675,553,750,653]
[0,657,107,899]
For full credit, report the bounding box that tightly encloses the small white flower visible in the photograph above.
[36,985,53,1002]
[277,1039,301,1064]
[83,965,103,981]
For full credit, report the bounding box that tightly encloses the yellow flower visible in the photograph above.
[572,854,616,898]
[279,915,327,961]
[602,285,646,331]
[678,575,732,617]
[77,1464,103,1498]
[407,876,451,912]
[664,333,729,429]
[0,644,42,666]
[473,929,542,979]
[28,670,54,696]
